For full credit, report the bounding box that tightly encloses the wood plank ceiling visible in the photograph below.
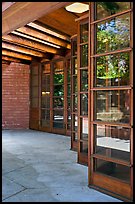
[2,2,89,64]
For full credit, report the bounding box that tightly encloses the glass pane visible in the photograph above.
[94,90,130,123]
[53,97,64,108]
[94,158,130,183]
[67,97,71,109]
[80,44,88,67]
[42,96,50,108]
[67,84,71,96]
[80,23,88,43]
[67,110,71,122]
[73,132,78,141]
[53,122,64,129]
[73,94,78,112]
[73,76,77,93]
[42,74,50,91]
[96,2,130,20]
[72,114,78,131]
[41,109,50,121]
[94,52,130,87]
[31,75,38,86]
[80,141,88,153]
[54,85,64,96]
[54,61,63,72]
[80,70,88,91]
[72,38,77,56]
[67,123,71,130]
[42,63,50,74]
[80,118,88,140]
[96,13,130,54]
[53,110,64,122]
[54,73,64,85]
[81,93,88,116]
[72,57,77,75]
[94,124,130,161]
[41,120,50,127]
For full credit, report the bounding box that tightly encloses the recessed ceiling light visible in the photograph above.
[65,2,89,14]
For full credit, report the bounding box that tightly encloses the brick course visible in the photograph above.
[2,62,30,129]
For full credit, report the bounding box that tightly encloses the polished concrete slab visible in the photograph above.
[2,129,122,202]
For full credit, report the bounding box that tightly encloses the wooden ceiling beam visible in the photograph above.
[2,49,32,61]
[2,55,23,63]
[16,26,71,49]
[2,34,60,54]
[2,2,71,36]
[2,42,46,58]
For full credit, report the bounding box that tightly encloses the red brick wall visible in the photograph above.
[2,62,30,129]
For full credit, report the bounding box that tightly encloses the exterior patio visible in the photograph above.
[2,129,121,202]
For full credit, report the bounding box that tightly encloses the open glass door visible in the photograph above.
[89,2,133,201]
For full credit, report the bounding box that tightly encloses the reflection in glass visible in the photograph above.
[94,124,130,161]
[42,63,50,74]
[96,14,130,54]
[73,76,77,93]
[42,96,50,108]
[54,85,64,96]
[54,61,63,72]
[53,122,64,129]
[54,73,64,84]
[31,98,38,108]
[53,97,64,108]
[81,94,88,116]
[80,44,88,67]
[42,75,50,91]
[73,132,78,141]
[96,2,130,20]
[94,52,130,87]
[80,141,88,153]
[94,90,130,123]
[42,109,50,120]
[72,39,77,56]
[72,57,77,75]
[80,23,88,43]
[80,118,88,140]
[94,158,130,183]
[80,70,88,91]
[31,87,38,98]
[67,84,71,96]
[72,114,78,131]
[53,110,64,122]
[73,94,78,112]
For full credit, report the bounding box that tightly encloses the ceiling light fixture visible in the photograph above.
[65,2,89,14]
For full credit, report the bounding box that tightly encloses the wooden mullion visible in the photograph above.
[92,121,131,128]
[92,86,132,91]
[90,9,132,25]
[91,154,131,167]
[91,48,132,58]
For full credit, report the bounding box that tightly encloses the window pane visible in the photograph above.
[42,74,50,91]
[72,57,77,75]
[31,87,38,98]
[80,23,88,43]
[72,114,78,131]
[42,96,50,108]
[94,90,130,123]
[73,76,77,93]
[96,14,130,54]
[41,109,50,121]
[96,2,130,20]
[53,110,64,122]
[73,132,78,141]
[81,94,88,116]
[94,52,130,87]
[94,124,130,161]
[54,73,64,85]
[80,70,88,91]
[80,118,88,140]
[80,44,88,67]
[80,141,88,153]
[72,39,77,56]
[31,65,38,75]
[94,158,130,183]
[31,98,38,107]
[67,84,71,96]
[54,85,64,96]
[53,97,64,108]
[53,122,64,129]
[54,61,63,72]
[73,94,78,112]
[42,63,50,74]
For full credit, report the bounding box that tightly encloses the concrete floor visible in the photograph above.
[2,129,122,202]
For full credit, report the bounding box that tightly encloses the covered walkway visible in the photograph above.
[2,130,122,202]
